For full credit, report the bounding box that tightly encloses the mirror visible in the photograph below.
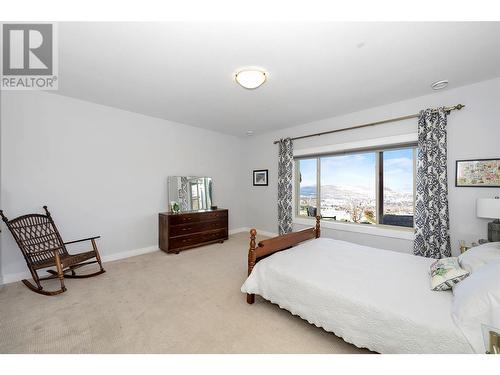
[168,176,213,212]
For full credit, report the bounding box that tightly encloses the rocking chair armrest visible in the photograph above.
[64,236,101,245]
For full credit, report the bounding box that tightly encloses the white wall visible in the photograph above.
[0,91,246,282]
[244,78,500,255]
[1,77,499,282]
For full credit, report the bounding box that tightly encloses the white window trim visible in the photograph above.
[293,133,417,241]
[294,133,417,158]
[294,217,415,240]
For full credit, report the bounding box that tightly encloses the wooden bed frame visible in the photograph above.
[246,216,321,304]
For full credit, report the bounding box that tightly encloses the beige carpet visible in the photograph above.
[0,232,369,354]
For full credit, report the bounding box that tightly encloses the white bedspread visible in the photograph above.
[241,237,473,353]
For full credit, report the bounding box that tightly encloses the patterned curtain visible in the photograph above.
[278,138,294,235]
[414,108,451,258]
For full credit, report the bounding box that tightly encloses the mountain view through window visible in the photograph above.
[297,146,415,227]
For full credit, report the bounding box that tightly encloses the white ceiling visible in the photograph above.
[57,22,500,136]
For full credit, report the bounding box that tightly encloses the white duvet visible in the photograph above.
[241,237,473,354]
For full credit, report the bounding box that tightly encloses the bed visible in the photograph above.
[240,218,474,354]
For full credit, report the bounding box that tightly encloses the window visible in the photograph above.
[379,148,415,227]
[190,180,207,211]
[320,152,376,223]
[297,158,318,217]
[296,145,416,228]
[190,183,200,210]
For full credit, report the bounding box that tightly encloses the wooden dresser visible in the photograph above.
[158,209,228,254]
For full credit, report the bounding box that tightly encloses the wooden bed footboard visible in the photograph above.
[246,216,321,304]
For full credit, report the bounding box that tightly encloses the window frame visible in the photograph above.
[294,143,417,231]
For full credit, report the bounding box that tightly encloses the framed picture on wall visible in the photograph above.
[455,158,500,187]
[253,169,269,186]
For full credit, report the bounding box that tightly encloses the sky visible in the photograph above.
[299,148,414,193]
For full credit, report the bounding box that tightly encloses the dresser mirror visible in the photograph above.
[168,176,213,212]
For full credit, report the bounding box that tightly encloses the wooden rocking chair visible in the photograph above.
[0,206,105,295]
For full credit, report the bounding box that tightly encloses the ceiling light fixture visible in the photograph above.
[246,130,254,136]
[235,69,267,90]
[431,80,449,90]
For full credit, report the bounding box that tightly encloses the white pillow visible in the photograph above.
[451,262,500,353]
[458,242,500,273]
[429,257,469,291]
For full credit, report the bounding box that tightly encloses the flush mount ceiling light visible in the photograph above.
[235,69,267,90]
[431,80,449,90]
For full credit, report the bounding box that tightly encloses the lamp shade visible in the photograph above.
[477,198,500,219]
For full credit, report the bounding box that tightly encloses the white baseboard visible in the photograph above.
[254,229,279,238]
[100,245,158,263]
[1,271,32,285]
[229,227,278,238]
[0,230,279,285]
[0,245,159,286]
[228,227,248,235]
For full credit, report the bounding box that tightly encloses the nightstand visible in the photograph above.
[459,239,489,254]
[482,324,500,354]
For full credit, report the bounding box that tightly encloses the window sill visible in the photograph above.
[293,217,415,240]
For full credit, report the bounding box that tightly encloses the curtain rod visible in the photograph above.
[272,104,465,144]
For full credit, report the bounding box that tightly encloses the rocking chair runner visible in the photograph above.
[0,206,105,295]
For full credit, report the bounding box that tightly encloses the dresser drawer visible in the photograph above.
[169,229,227,250]
[168,210,227,225]
[159,209,229,253]
[169,220,226,237]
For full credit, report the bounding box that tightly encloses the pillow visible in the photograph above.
[451,262,500,353]
[429,257,469,291]
[458,242,500,273]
